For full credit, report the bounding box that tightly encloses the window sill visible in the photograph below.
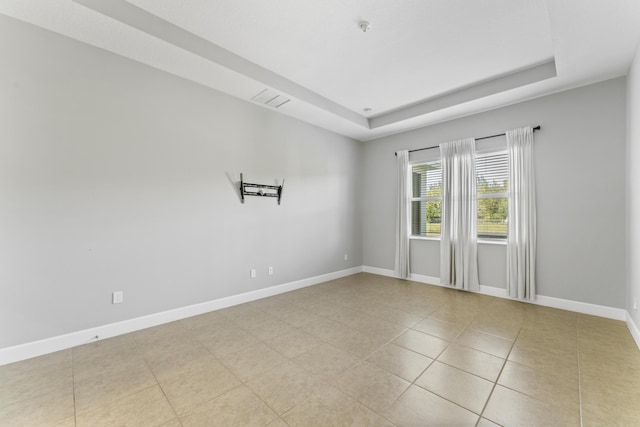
[478,238,507,246]
[410,236,507,245]
[409,235,440,242]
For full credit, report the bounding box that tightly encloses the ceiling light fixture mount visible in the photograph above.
[359,21,371,32]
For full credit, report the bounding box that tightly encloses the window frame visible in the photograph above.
[410,160,442,239]
[408,147,509,243]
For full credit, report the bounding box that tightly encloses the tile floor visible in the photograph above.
[1,273,640,426]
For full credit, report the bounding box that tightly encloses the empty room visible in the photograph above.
[1,0,640,426]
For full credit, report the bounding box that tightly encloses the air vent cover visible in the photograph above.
[251,88,290,108]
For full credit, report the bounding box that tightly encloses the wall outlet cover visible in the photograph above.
[112,291,123,304]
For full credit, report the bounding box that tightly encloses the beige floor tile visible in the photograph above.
[246,360,330,415]
[196,325,262,359]
[218,342,287,382]
[483,385,580,427]
[282,386,393,427]
[582,405,640,427]
[413,318,466,340]
[357,302,422,327]
[327,328,388,359]
[159,356,241,416]
[299,316,349,342]
[159,419,182,427]
[73,339,144,383]
[366,343,433,382]
[383,384,478,427]
[183,316,237,340]
[294,343,358,380]
[392,329,450,358]
[517,328,577,354]
[0,355,73,409]
[438,343,505,382]
[181,385,277,426]
[217,303,264,320]
[331,361,411,413]
[455,329,513,358]
[53,418,76,427]
[76,385,175,427]
[144,341,212,382]
[357,317,408,343]
[469,317,521,341]
[132,321,189,347]
[239,315,298,341]
[578,329,639,362]
[74,356,157,415]
[0,349,71,382]
[270,307,319,328]
[416,361,493,414]
[264,329,322,358]
[72,335,134,362]
[498,360,579,411]
[579,347,640,387]
[428,306,476,327]
[136,332,203,359]
[391,299,438,317]
[0,388,74,427]
[508,341,578,380]
[476,417,501,426]
[581,367,640,425]
[319,307,364,327]
[521,313,577,336]
[178,310,224,331]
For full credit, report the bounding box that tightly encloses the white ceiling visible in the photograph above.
[2,1,640,141]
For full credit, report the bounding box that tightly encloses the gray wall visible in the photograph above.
[627,42,640,327]
[363,78,627,308]
[0,16,363,348]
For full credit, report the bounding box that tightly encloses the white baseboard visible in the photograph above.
[362,266,443,286]
[628,312,640,350]
[363,266,628,321]
[0,266,363,366]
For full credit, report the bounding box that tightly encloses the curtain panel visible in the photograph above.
[506,126,537,300]
[394,150,410,279]
[439,138,479,291]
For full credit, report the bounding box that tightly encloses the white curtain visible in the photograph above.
[439,139,479,291]
[506,127,537,300]
[394,150,410,279]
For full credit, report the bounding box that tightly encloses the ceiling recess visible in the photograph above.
[251,88,290,108]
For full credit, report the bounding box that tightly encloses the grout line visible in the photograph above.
[132,333,183,426]
[71,349,77,427]
[577,320,584,427]
[476,324,521,426]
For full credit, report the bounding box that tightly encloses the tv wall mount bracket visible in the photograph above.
[240,173,284,205]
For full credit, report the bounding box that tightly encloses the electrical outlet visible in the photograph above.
[344,254,348,261]
[112,291,123,304]
[634,298,638,311]
[250,269,256,279]
[268,266,273,275]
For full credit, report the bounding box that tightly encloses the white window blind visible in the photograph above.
[411,161,442,237]
[476,151,508,238]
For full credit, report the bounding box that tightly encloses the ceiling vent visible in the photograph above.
[251,88,290,108]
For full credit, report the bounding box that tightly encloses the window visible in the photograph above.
[411,161,442,237]
[476,151,508,239]
[410,149,509,239]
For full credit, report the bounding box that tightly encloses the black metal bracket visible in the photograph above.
[240,173,284,205]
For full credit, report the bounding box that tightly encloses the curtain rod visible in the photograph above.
[394,125,541,156]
